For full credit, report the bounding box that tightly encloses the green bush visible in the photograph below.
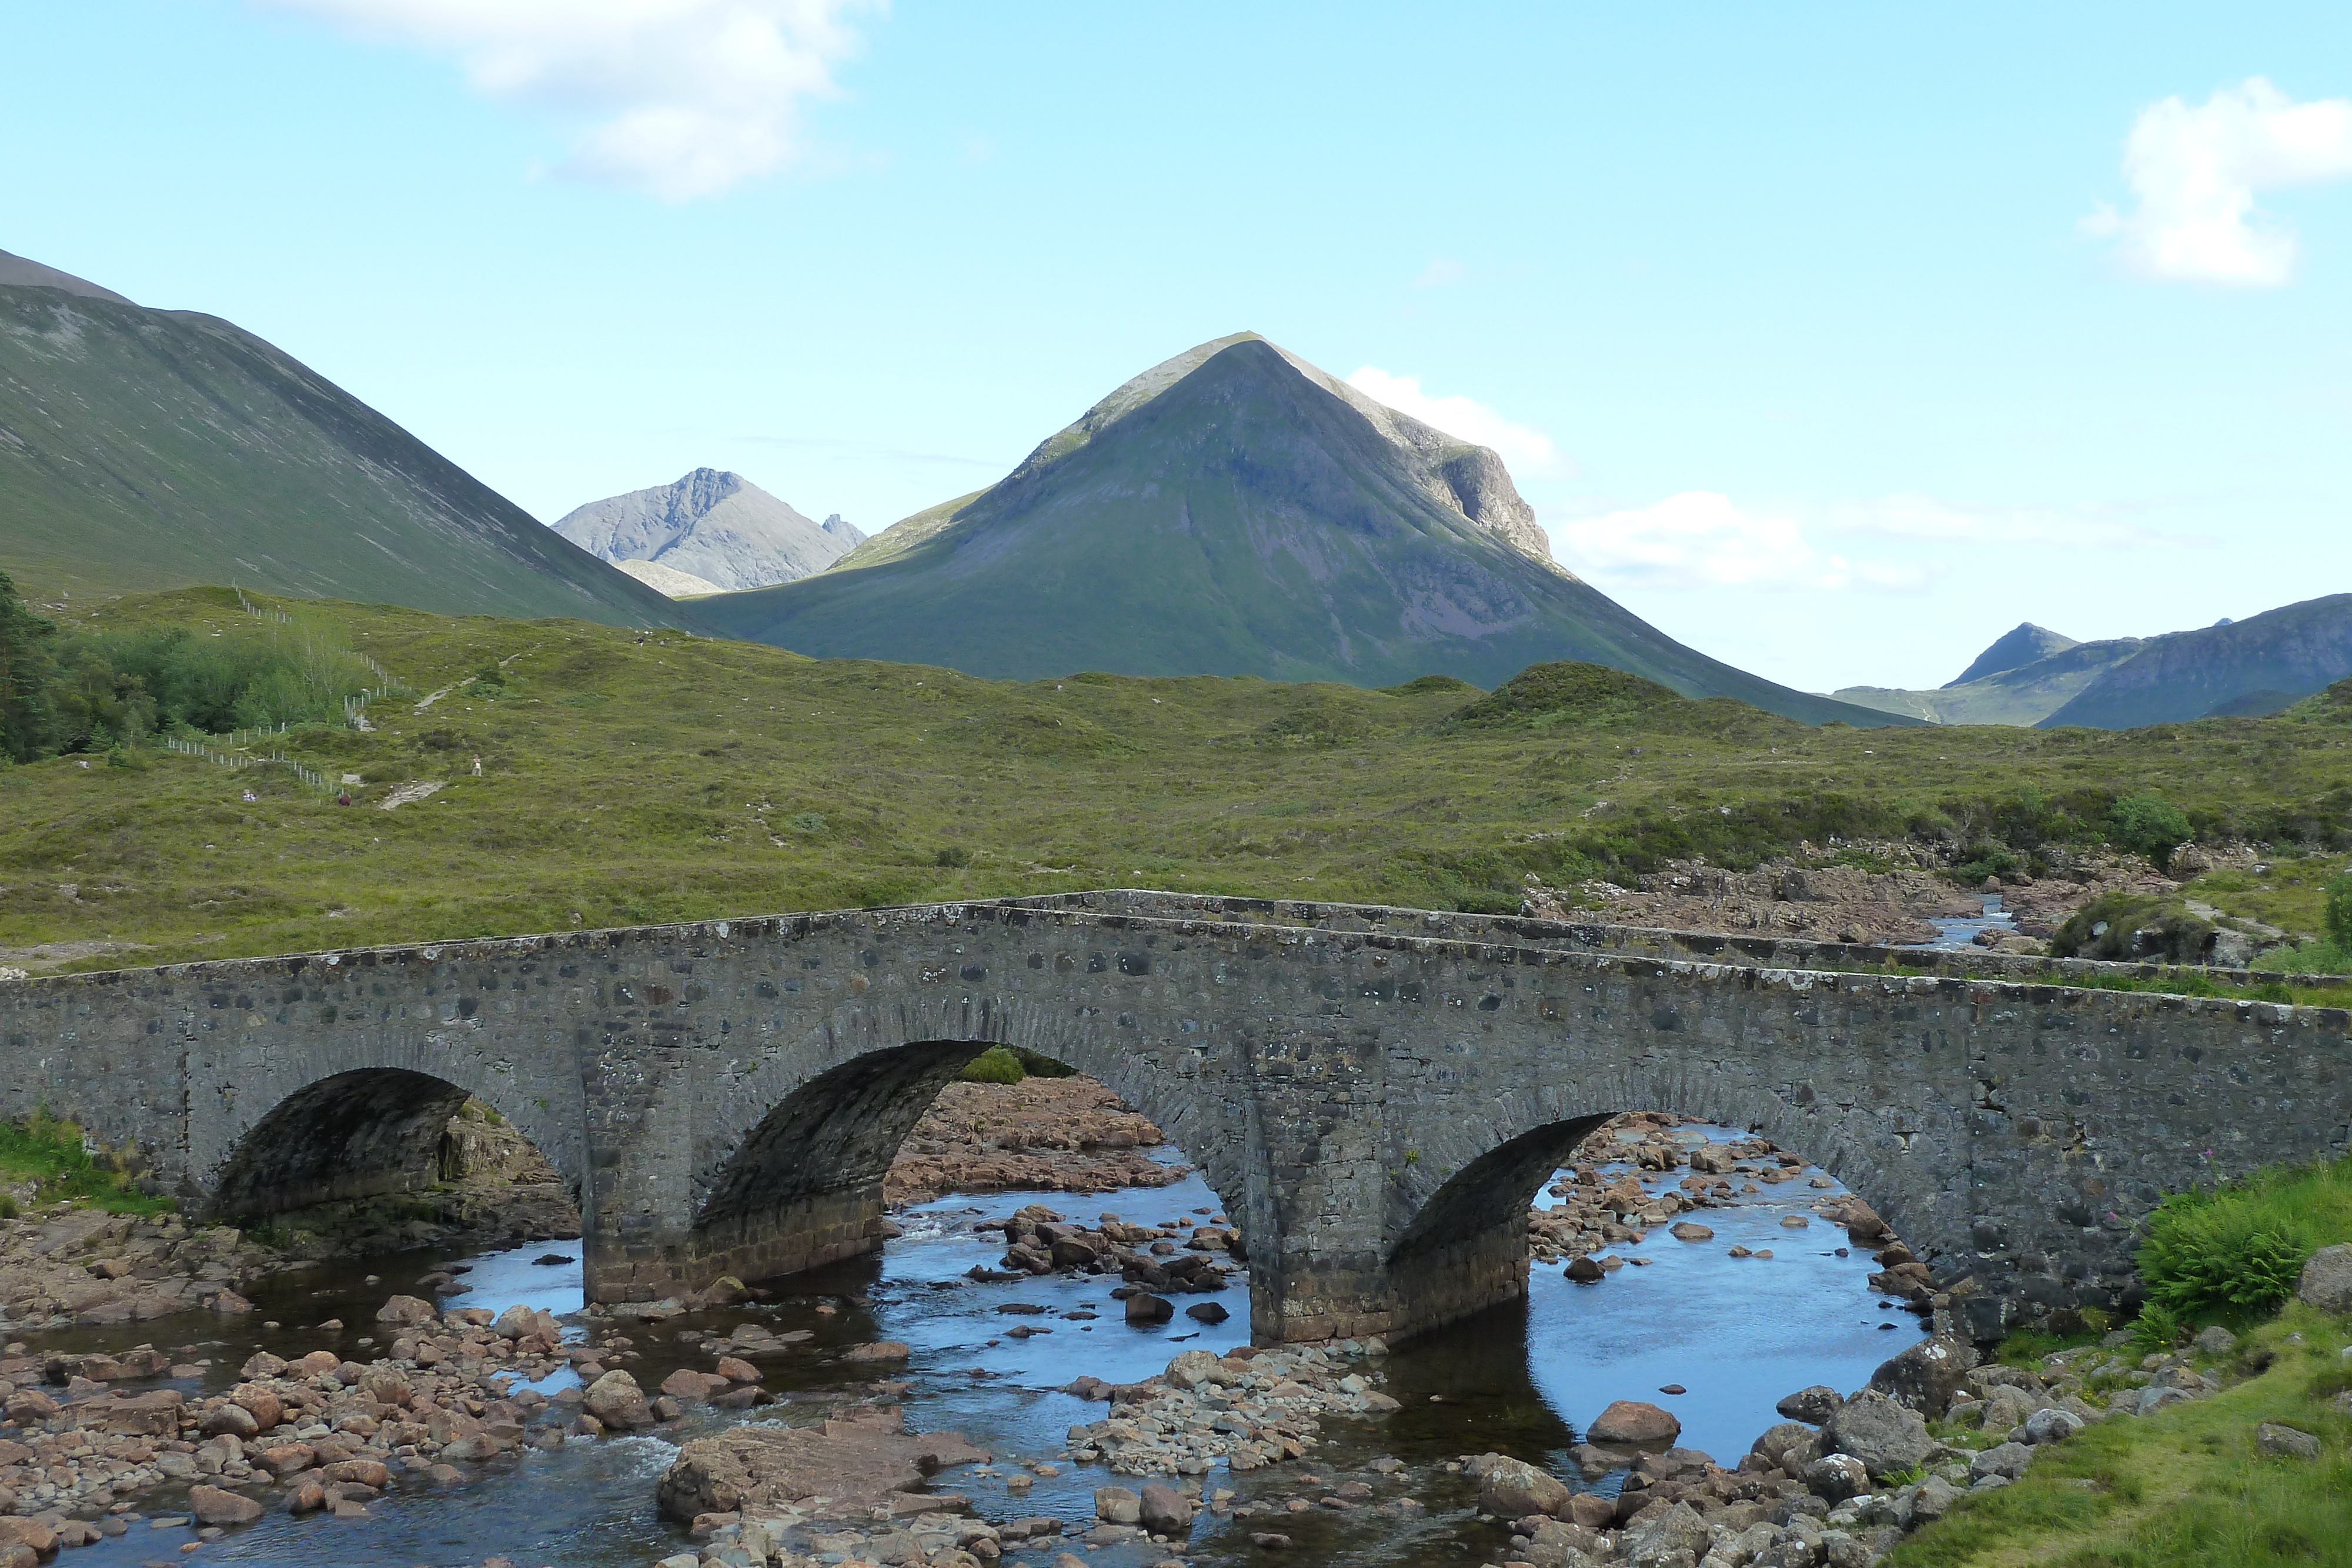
[2324,872,2352,948]
[959,1046,1025,1084]
[2137,1154,2352,1320]
[2108,793,2193,866]
[0,1108,173,1215]
[1011,1048,1075,1078]
[2128,1299,2186,1353]
[2050,892,2216,963]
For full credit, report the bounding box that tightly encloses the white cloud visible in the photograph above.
[2083,77,2352,285]
[1344,366,1561,474]
[1548,492,1929,592]
[260,0,872,200]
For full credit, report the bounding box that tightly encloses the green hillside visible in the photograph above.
[0,277,683,629]
[695,336,1913,727]
[5,585,2349,977]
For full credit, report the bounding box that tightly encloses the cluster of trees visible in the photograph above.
[0,571,379,763]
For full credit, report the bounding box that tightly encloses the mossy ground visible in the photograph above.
[0,1110,174,1215]
[4,586,2352,973]
[1886,1307,2352,1568]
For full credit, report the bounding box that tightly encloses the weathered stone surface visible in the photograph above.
[1802,1453,1869,1502]
[2298,1244,2352,1315]
[1094,1486,1141,1524]
[1823,1390,1935,1479]
[2023,1407,2084,1445]
[1586,1400,1681,1446]
[1138,1482,1193,1534]
[1869,1335,1978,1419]
[2191,1325,2239,1358]
[1775,1385,1842,1424]
[11,890,2347,1346]
[654,1408,985,1521]
[2257,1422,2320,1459]
[1970,1442,2034,1482]
[1620,1500,1710,1568]
[584,1370,653,1430]
[1469,1453,1572,1516]
[189,1484,265,1525]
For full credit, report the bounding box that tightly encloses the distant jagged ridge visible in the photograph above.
[552,469,863,592]
[1832,596,2352,728]
[0,255,683,627]
[2039,594,2352,728]
[1947,623,2077,687]
[698,333,1915,727]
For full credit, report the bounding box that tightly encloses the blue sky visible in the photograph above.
[5,2,2348,691]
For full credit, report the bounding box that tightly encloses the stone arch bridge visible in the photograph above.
[4,892,2345,1345]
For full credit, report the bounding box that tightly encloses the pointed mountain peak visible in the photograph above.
[1947,623,2079,687]
[552,470,853,591]
[1001,333,1558,570]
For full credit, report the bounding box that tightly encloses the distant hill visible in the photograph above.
[552,469,862,591]
[1832,596,2352,728]
[1947,623,2077,686]
[0,255,681,627]
[2039,595,2352,728]
[693,333,1912,726]
[1833,637,2143,726]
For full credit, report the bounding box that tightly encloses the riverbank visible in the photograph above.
[883,1078,1192,1207]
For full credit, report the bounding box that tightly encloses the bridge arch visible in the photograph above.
[195,1052,586,1229]
[1378,1062,1959,1342]
[653,999,1267,1330]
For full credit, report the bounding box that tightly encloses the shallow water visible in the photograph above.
[1916,893,2013,951]
[37,1133,1920,1567]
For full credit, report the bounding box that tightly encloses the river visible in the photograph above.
[32,1131,1920,1567]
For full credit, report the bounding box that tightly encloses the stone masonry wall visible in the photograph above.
[3,897,2346,1345]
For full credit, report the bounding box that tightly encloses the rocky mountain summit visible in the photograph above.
[696,335,1907,724]
[552,469,861,593]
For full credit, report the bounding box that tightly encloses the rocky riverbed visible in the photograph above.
[1522,840,2274,958]
[884,1078,1195,1207]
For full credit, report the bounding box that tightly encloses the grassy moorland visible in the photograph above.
[2,584,2351,975]
[1887,1156,2352,1568]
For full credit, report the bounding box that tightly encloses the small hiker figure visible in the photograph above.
[470,754,483,777]
[336,790,352,807]
[242,788,257,802]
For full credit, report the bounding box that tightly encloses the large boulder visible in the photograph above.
[1801,1453,1870,1502]
[1868,1335,1979,1419]
[375,1294,436,1326]
[1620,1500,1710,1568]
[1822,1389,1935,1479]
[1748,1421,1820,1471]
[1586,1400,1681,1446]
[1775,1385,1843,1424]
[1138,1482,1194,1534]
[188,1485,265,1526]
[655,1408,987,1522]
[2298,1244,2352,1315]
[1469,1453,1572,1516]
[583,1370,654,1430]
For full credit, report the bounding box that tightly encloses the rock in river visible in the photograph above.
[1824,1389,1935,1479]
[1586,1400,1681,1445]
[656,1406,987,1522]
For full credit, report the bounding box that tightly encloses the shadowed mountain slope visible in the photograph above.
[694,336,1910,725]
[0,263,682,627]
[2039,595,2352,728]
